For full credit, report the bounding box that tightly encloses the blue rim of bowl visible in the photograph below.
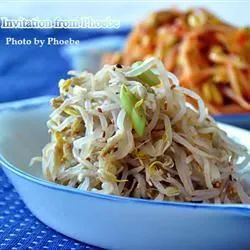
[0,96,250,213]
[214,113,250,127]
[214,114,250,120]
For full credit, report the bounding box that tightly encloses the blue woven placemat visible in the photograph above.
[0,168,101,250]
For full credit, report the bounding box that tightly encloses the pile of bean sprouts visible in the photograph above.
[34,57,250,203]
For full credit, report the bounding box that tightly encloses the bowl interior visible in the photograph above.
[0,103,50,179]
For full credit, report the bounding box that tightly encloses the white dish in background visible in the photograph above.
[0,96,250,250]
[62,36,125,73]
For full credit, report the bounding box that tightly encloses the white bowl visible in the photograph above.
[0,96,250,250]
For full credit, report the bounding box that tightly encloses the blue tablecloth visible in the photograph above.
[0,28,129,249]
[0,169,100,250]
[0,28,129,103]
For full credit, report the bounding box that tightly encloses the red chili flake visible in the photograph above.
[97,107,103,113]
[213,181,221,189]
[164,102,168,110]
